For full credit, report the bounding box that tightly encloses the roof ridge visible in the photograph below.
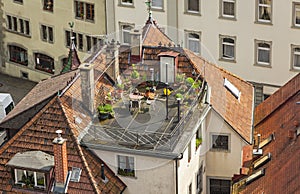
[58,97,101,193]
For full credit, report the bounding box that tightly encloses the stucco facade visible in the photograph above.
[1,0,106,82]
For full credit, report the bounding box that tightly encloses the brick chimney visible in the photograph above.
[106,39,120,81]
[130,29,142,64]
[53,130,68,184]
[79,63,95,114]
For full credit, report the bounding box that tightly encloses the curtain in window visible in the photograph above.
[258,49,270,63]
[223,1,234,16]
[152,0,163,8]
[188,33,200,53]
[258,0,271,20]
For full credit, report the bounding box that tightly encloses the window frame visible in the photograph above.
[292,2,300,28]
[185,30,201,54]
[254,39,272,67]
[85,3,95,21]
[256,0,272,24]
[210,133,230,152]
[75,0,85,19]
[13,168,47,190]
[185,0,201,15]
[8,45,28,66]
[13,0,23,4]
[119,0,134,7]
[6,14,30,37]
[117,155,135,177]
[208,178,231,194]
[43,0,54,12]
[220,0,236,20]
[40,24,54,43]
[120,23,134,45]
[151,0,164,11]
[291,44,300,71]
[34,53,55,74]
[219,35,236,62]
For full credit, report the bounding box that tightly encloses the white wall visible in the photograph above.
[92,149,176,194]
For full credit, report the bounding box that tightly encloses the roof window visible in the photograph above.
[70,167,82,182]
[224,78,240,99]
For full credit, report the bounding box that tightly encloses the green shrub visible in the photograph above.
[98,104,113,114]
[131,70,140,79]
[186,77,194,86]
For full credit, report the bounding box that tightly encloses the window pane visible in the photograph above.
[7,15,12,30]
[258,48,270,63]
[66,31,71,47]
[9,45,28,65]
[44,0,53,11]
[294,48,300,68]
[152,0,163,8]
[36,172,45,187]
[35,53,55,74]
[122,25,132,44]
[13,17,18,31]
[86,3,94,20]
[210,179,231,194]
[223,1,234,16]
[75,1,84,18]
[19,19,24,33]
[258,0,271,21]
[121,0,133,4]
[295,6,300,25]
[42,25,47,40]
[212,135,229,150]
[48,27,53,42]
[188,0,199,12]
[25,20,30,35]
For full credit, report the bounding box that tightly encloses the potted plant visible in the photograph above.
[98,104,114,120]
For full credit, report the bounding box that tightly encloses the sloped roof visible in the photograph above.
[142,22,175,47]
[0,96,126,193]
[237,73,300,194]
[184,49,254,143]
[0,70,77,127]
[61,42,81,73]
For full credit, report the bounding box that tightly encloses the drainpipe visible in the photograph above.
[175,153,183,194]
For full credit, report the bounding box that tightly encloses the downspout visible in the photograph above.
[175,153,183,194]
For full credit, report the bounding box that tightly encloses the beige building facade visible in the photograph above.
[107,0,300,100]
[1,0,106,82]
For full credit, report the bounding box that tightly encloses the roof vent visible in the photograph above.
[56,130,63,141]
[101,164,108,183]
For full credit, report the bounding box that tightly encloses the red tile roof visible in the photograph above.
[142,23,174,47]
[234,73,300,194]
[184,49,254,143]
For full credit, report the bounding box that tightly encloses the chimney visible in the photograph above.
[130,29,142,64]
[53,130,68,184]
[79,63,95,114]
[106,39,120,81]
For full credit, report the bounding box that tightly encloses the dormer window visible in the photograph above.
[7,151,54,191]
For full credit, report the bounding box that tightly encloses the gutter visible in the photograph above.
[175,153,183,194]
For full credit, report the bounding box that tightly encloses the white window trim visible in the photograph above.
[185,0,201,15]
[210,133,231,152]
[219,35,236,62]
[255,39,272,67]
[116,154,136,177]
[119,22,134,45]
[256,0,272,23]
[185,30,201,54]
[220,0,236,19]
[14,169,46,188]
[291,44,300,71]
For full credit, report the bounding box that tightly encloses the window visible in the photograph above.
[65,30,71,47]
[120,0,133,6]
[75,1,84,19]
[188,143,191,162]
[86,35,91,51]
[196,164,203,194]
[21,71,28,79]
[291,45,300,70]
[5,102,14,115]
[6,15,30,36]
[220,35,236,61]
[117,155,135,177]
[8,45,28,66]
[86,3,94,20]
[195,123,202,150]
[152,0,163,9]
[293,3,300,27]
[43,0,53,12]
[41,25,54,43]
[209,178,231,194]
[74,1,94,21]
[186,32,200,54]
[35,53,55,74]
[211,134,229,151]
[14,169,46,189]
[257,0,272,23]
[70,167,82,182]
[220,0,235,19]
[187,0,200,13]
[255,40,271,66]
[188,183,192,194]
[78,34,83,50]
[13,0,23,4]
[120,24,133,44]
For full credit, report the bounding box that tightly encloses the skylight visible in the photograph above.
[224,78,240,99]
[245,168,265,185]
[70,167,82,182]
